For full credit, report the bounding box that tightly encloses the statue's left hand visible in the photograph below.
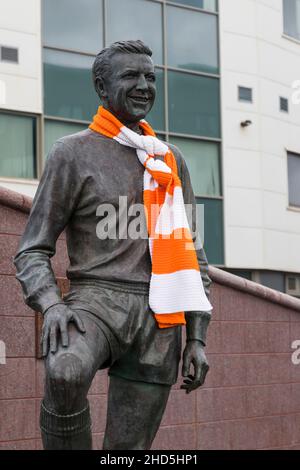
[180,341,209,394]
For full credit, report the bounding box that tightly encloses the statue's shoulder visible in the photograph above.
[50,128,111,162]
[56,128,105,151]
[167,142,184,162]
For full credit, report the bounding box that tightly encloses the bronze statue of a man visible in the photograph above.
[14,40,212,450]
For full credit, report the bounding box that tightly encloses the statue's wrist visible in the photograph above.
[185,311,211,346]
[43,301,65,316]
[186,338,206,347]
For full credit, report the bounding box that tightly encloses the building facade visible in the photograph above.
[0,0,299,294]
[220,0,300,294]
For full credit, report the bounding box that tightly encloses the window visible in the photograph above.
[286,274,300,297]
[1,46,18,63]
[42,0,221,138]
[40,0,223,264]
[168,71,220,137]
[169,0,218,11]
[44,120,87,159]
[283,0,300,41]
[43,0,103,54]
[196,197,224,265]
[280,96,289,112]
[106,0,163,65]
[44,49,99,121]
[169,137,221,197]
[288,151,300,207]
[146,69,165,131]
[167,6,218,73]
[238,86,252,103]
[0,112,36,179]
[287,276,297,291]
[42,0,104,156]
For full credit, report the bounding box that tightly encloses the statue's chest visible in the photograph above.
[79,148,147,213]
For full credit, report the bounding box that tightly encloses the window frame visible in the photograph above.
[167,69,221,138]
[42,0,105,56]
[41,0,224,265]
[169,136,222,198]
[280,96,289,113]
[166,3,219,74]
[282,0,300,43]
[287,150,300,209]
[0,109,40,181]
[238,86,253,103]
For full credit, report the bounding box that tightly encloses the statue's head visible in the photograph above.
[92,40,156,125]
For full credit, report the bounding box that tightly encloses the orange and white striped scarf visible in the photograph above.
[90,106,212,328]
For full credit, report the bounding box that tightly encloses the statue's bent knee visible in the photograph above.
[46,352,91,413]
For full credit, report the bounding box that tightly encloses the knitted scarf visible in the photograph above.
[90,106,212,328]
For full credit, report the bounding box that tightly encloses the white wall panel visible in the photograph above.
[0,0,40,34]
[0,0,41,113]
[220,0,300,273]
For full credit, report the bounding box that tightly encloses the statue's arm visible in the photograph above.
[176,149,213,318]
[171,147,213,392]
[13,141,82,315]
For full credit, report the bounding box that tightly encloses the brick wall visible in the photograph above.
[1,186,300,450]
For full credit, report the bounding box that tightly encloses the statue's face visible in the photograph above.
[100,53,156,124]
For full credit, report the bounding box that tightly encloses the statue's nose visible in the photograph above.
[136,74,148,91]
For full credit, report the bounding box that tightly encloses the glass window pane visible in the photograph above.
[167,6,218,73]
[283,0,300,41]
[44,49,100,121]
[44,120,87,160]
[168,71,220,137]
[1,46,18,63]
[288,152,300,207]
[169,137,220,196]
[196,197,224,265]
[169,0,217,11]
[106,0,163,65]
[238,86,252,102]
[43,0,103,54]
[280,97,289,112]
[146,68,165,131]
[0,113,36,179]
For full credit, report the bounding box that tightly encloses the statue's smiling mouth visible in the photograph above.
[129,96,150,103]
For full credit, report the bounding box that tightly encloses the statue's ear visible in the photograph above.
[95,77,107,100]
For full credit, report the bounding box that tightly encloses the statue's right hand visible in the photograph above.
[41,304,86,357]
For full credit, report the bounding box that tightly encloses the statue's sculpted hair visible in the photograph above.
[92,40,153,92]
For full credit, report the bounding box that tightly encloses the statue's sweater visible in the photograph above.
[14,128,211,315]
